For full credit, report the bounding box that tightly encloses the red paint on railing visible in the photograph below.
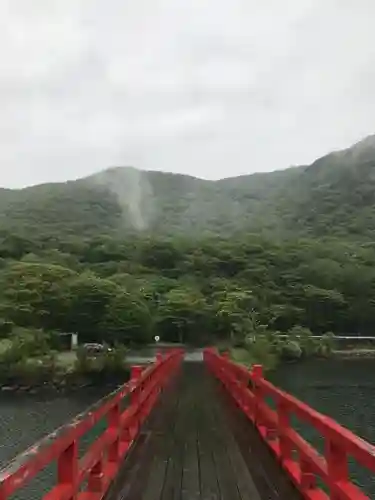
[204,348,374,500]
[0,349,183,500]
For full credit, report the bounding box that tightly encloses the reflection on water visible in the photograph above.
[273,358,375,497]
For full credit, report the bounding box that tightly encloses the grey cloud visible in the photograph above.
[1,0,375,187]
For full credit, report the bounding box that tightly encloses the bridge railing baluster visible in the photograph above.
[325,438,349,500]
[108,402,121,467]
[57,440,79,500]
[0,348,184,500]
[204,347,375,500]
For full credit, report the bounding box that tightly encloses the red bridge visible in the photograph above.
[0,349,374,500]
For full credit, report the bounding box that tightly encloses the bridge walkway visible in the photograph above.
[105,361,301,500]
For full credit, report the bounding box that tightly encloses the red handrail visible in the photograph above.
[0,349,183,500]
[204,348,374,500]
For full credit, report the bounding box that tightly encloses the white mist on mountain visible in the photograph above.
[92,167,154,231]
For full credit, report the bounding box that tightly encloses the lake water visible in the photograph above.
[272,358,375,497]
[0,387,117,499]
[0,350,159,499]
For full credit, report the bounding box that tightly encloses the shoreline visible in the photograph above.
[332,348,375,358]
[0,375,129,396]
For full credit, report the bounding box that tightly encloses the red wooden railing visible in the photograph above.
[204,348,375,500]
[0,349,183,500]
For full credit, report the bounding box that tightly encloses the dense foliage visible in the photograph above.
[0,231,374,351]
[0,327,129,388]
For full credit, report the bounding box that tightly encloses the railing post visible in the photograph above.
[204,350,375,500]
[300,458,316,493]
[251,364,263,425]
[277,400,292,461]
[108,402,121,465]
[88,459,104,493]
[238,369,250,413]
[130,365,143,437]
[221,351,230,387]
[239,368,252,416]
[131,365,143,382]
[131,365,143,404]
[325,437,348,500]
[57,441,78,500]
[252,364,263,378]
[0,351,184,500]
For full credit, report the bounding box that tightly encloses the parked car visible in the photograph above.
[82,343,112,354]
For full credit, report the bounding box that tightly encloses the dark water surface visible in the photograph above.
[0,350,156,498]
[0,387,116,499]
[272,358,375,497]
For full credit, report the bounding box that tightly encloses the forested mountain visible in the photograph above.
[1,135,375,351]
[1,134,375,240]
[279,135,375,239]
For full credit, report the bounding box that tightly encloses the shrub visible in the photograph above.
[74,346,94,374]
[281,340,303,360]
[317,332,336,357]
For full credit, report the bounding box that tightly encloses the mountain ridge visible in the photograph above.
[1,135,375,240]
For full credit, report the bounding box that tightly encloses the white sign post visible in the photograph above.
[71,333,78,350]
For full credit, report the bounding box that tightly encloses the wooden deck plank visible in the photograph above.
[180,384,200,500]
[142,384,181,500]
[217,378,303,500]
[160,395,185,500]
[215,403,261,500]
[209,386,242,500]
[181,432,200,500]
[197,422,221,500]
[110,433,152,500]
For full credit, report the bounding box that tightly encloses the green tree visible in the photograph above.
[213,287,255,343]
[0,262,76,331]
[158,285,209,344]
[65,272,120,342]
[101,291,153,344]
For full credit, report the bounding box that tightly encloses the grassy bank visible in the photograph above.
[0,331,129,393]
[333,348,375,358]
[227,329,337,373]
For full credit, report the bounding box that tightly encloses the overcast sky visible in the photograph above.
[1,1,375,188]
